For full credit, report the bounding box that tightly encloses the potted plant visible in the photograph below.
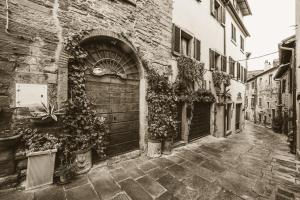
[63,94,108,174]
[20,128,59,190]
[55,162,76,184]
[30,103,64,126]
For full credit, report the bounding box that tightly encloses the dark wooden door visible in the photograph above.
[86,76,139,156]
[235,103,241,130]
[189,103,210,141]
[82,40,140,157]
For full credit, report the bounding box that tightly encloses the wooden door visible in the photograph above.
[235,103,241,130]
[189,103,210,141]
[83,41,140,157]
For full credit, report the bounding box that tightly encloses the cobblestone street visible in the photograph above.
[1,121,300,200]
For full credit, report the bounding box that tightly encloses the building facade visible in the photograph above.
[172,0,251,141]
[245,62,279,126]
[0,0,174,156]
[296,0,300,158]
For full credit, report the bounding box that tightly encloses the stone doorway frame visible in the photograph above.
[56,29,148,152]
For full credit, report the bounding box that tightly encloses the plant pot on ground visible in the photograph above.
[20,128,59,190]
[162,138,173,155]
[147,138,162,158]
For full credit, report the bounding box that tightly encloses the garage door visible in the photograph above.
[189,103,211,141]
[83,40,140,156]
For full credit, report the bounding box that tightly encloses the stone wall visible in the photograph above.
[0,0,173,106]
[0,0,174,151]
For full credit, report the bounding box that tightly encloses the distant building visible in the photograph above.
[297,0,300,158]
[245,61,279,126]
[274,36,296,138]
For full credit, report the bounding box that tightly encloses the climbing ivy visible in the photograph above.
[144,62,178,140]
[62,29,108,160]
[212,71,232,93]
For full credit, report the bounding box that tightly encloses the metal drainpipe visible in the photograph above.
[279,45,296,153]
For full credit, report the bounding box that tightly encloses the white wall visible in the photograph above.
[172,0,249,136]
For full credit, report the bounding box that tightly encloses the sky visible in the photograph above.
[244,0,295,71]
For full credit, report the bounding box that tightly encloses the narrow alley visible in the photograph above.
[1,121,299,200]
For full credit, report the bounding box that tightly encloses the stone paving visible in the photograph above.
[1,121,300,200]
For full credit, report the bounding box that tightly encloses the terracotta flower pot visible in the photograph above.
[75,149,92,175]
[26,149,57,190]
[162,138,173,155]
[147,139,162,158]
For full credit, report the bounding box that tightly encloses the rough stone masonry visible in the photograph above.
[0,0,174,148]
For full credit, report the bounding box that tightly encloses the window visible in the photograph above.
[209,49,226,71]
[267,102,270,108]
[244,68,247,82]
[259,78,262,85]
[240,36,244,51]
[229,57,235,77]
[231,24,236,42]
[211,0,226,25]
[241,66,244,82]
[259,98,262,107]
[251,97,255,108]
[268,74,273,85]
[172,24,201,61]
[251,81,254,89]
[282,79,286,93]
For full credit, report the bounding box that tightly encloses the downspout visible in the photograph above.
[279,45,296,154]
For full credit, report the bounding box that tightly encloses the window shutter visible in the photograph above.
[244,68,247,82]
[172,24,181,55]
[209,49,215,70]
[221,6,226,25]
[211,0,215,16]
[194,38,201,61]
[221,56,227,72]
[241,66,243,81]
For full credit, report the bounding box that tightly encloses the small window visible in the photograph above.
[231,24,236,42]
[267,102,270,108]
[251,81,254,89]
[209,49,224,71]
[269,74,273,85]
[282,79,286,93]
[211,0,226,25]
[259,98,262,107]
[240,36,244,51]
[221,55,227,72]
[172,24,201,60]
[251,97,255,108]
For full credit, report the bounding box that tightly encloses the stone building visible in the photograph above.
[172,0,251,141]
[0,0,252,161]
[245,60,279,126]
[0,0,173,156]
[274,36,296,136]
[296,0,300,158]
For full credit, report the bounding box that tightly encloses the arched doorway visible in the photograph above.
[81,37,140,156]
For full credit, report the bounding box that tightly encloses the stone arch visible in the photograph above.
[57,28,148,155]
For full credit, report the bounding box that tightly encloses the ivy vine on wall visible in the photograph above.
[62,29,108,161]
[144,61,178,140]
[212,71,232,93]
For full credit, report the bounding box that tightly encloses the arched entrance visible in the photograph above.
[81,37,140,156]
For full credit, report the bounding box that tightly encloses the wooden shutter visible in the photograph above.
[244,68,247,82]
[194,38,201,61]
[211,0,215,16]
[241,66,244,82]
[221,6,226,25]
[221,56,227,72]
[172,24,181,55]
[209,49,215,70]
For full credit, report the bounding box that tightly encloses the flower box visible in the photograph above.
[26,149,57,190]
